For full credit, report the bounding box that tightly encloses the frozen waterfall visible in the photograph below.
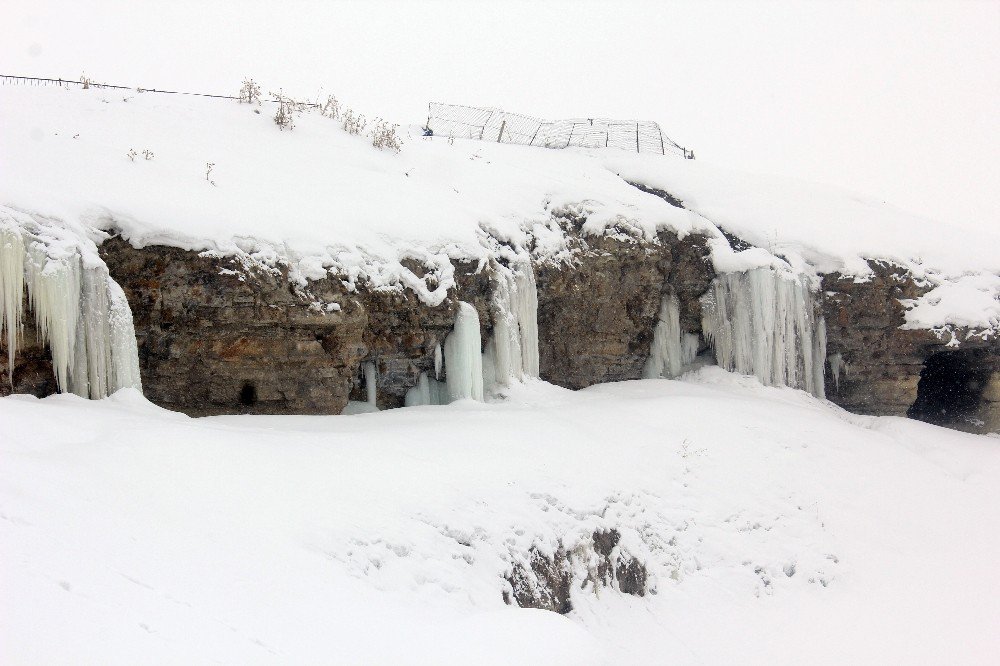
[700,268,827,398]
[482,261,539,392]
[444,301,485,402]
[0,208,141,398]
[407,262,540,407]
[643,293,699,379]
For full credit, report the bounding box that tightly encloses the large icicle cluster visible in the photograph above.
[405,301,485,406]
[643,293,699,380]
[700,268,827,398]
[483,261,539,393]
[0,207,141,398]
[406,261,541,407]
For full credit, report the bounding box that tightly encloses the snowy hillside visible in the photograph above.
[2,372,999,664]
[1,84,998,330]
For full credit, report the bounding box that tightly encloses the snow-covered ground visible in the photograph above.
[2,84,998,331]
[3,370,999,664]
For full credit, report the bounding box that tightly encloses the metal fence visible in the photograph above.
[426,102,693,158]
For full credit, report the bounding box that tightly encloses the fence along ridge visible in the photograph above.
[426,101,693,158]
[0,75,694,158]
[0,74,319,106]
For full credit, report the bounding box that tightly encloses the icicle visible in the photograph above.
[701,267,826,397]
[0,226,25,385]
[828,352,847,391]
[108,279,142,393]
[483,261,539,392]
[1,206,141,398]
[643,293,688,379]
[433,343,443,380]
[444,301,484,401]
[404,371,449,406]
[364,361,378,408]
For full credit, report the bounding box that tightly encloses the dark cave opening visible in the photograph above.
[907,351,990,427]
[238,382,258,407]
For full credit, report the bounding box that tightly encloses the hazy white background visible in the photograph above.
[4,0,997,229]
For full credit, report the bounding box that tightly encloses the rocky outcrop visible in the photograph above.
[94,238,494,416]
[3,227,996,434]
[503,529,650,614]
[536,215,714,389]
[821,260,1000,433]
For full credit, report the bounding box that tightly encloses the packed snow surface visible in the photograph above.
[1,84,997,331]
[2,371,999,665]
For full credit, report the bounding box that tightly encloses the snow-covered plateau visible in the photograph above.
[2,82,1000,663]
[1,84,998,331]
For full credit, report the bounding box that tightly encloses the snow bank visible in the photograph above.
[2,372,999,664]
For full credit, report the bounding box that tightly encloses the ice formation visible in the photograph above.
[407,263,540,407]
[482,261,540,393]
[701,268,827,398]
[828,353,847,391]
[643,293,699,379]
[364,361,378,408]
[444,302,484,402]
[0,227,25,380]
[0,209,141,397]
[403,372,449,407]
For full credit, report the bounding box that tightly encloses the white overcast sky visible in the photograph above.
[4,0,998,229]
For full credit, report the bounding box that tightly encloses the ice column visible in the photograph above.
[643,293,698,379]
[444,301,484,402]
[482,261,539,392]
[364,361,378,408]
[0,227,25,383]
[701,267,826,398]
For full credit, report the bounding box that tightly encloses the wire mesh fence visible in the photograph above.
[426,102,693,158]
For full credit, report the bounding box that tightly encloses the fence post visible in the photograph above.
[497,119,506,143]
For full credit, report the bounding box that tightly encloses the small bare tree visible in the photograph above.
[205,162,216,186]
[126,148,138,161]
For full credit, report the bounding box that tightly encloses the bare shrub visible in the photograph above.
[238,78,262,105]
[270,89,303,131]
[341,107,367,135]
[126,148,138,161]
[205,162,216,186]
[320,95,341,120]
[142,149,154,161]
[369,118,402,152]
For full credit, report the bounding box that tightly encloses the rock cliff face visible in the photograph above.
[536,215,714,389]
[822,261,1000,432]
[89,238,499,415]
[2,228,996,434]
